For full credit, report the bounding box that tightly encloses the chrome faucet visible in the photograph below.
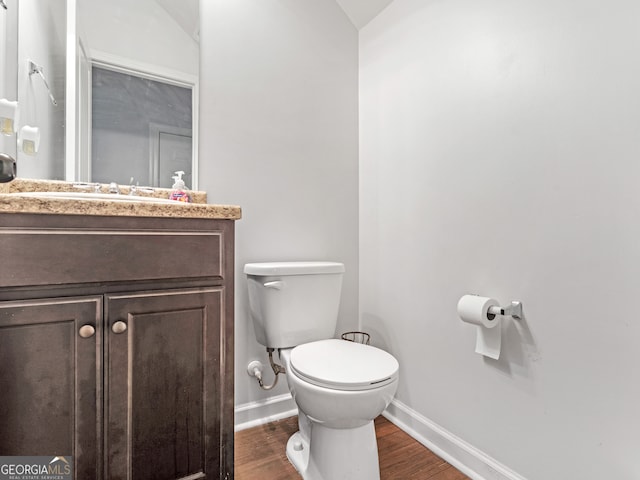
[128,177,154,196]
[129,185,155,196]
[109,182,120,194]
[73,182,101,193]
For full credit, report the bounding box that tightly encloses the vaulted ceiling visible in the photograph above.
[334,0,394,29]
[153,0,395,44]
[155,0,199,42]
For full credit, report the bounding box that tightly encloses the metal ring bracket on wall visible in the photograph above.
[341,331,371,345]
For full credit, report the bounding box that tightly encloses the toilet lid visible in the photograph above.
[290,339,399,391]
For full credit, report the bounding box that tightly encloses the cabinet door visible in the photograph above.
[105,288,224,480]
[0,296,102,480]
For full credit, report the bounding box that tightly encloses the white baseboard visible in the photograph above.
[234,394,526,480]
[383,399,527,480]
[234,393,297,432]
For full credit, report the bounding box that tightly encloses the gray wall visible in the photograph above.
[360,0,640,478]
[16,0,65,180]
[199,0,359,408]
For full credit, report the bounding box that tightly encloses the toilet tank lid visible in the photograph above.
[244,261,345,276]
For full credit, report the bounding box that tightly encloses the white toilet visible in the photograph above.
[244,261,399,480]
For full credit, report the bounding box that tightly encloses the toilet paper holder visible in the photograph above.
[487,301,523,321]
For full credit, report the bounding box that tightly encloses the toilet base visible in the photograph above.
[286,431,310,476]
[286,420,380,480]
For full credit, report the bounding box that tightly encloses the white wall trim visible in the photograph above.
[383,399,527,480]
[233,393,526,479]
[234,393,297,432]
[89,49,197,87]
[65,0,78,181]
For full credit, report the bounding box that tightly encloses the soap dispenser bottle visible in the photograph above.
[168,171,192,203]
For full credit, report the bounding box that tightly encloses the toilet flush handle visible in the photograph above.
[263,280,284,290]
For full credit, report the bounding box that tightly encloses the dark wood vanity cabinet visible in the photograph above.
[0,213,235,480]
[0,296,102,479]
[105,288,225,480]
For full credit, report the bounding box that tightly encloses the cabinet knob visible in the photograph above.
[112,321,128,334]
[78,324,96,338]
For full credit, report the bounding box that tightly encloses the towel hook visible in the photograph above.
[28,60,58,106]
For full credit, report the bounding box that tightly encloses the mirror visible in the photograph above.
[0,0,19,162]
[1,0,199,188]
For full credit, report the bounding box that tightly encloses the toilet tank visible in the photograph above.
[244,262,345,349]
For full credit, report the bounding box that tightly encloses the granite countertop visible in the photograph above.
[0,179,242,220]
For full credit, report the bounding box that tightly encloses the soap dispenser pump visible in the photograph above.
[168,170,191,203]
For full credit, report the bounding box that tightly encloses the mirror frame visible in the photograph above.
[1,0,18,160]
[64,0,199,189]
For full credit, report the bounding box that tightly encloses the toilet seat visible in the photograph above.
[289,339,399,391]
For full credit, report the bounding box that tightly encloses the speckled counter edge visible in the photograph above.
[0,178,208,202]
[0,179,241,220]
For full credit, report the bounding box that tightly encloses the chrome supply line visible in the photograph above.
[250,348,286,391]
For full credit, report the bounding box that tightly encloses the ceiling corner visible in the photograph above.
[334,0,394,30]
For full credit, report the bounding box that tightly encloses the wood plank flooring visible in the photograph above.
[235,415,470,479]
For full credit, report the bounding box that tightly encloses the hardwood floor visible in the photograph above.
[235,415,470,479]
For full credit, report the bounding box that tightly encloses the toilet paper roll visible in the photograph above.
[457,295,502,360]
